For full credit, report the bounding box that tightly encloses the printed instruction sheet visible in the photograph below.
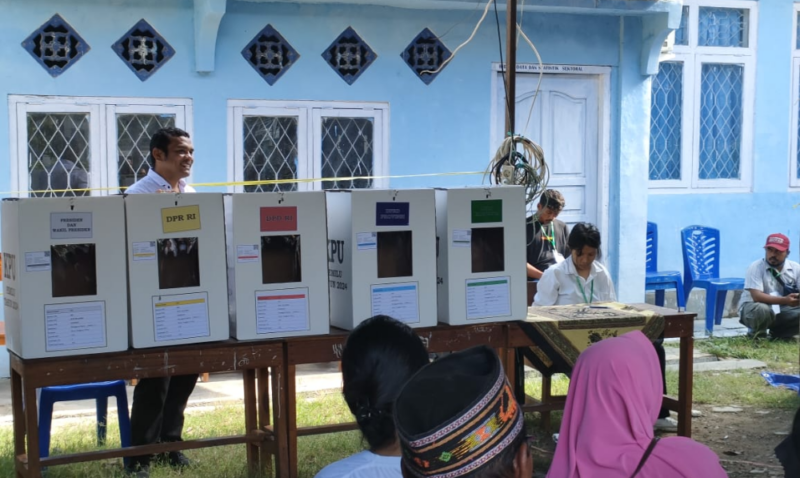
[152,292,210,342]
[255,288,310,334]
[466,277,511,320]
[45,301,106,352]
[370,282,420,324]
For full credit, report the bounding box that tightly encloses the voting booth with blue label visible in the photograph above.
[325,189,437,330]
[434,187,527,325]
[125,193,229,348]
[225,192,330,340]
[1,197,129,358]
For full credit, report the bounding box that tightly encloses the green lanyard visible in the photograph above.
[576,277,594,304]
[536,220,556,249]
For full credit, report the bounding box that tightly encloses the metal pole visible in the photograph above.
[504,0,517,136]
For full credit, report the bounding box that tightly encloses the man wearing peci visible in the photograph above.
[125,127,197,478]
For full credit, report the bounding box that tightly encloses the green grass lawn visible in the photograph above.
[0,337,796,477]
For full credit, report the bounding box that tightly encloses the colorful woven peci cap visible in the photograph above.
[394,346,524,478]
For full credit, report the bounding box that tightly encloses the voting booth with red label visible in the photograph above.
[325,189,437,330]
[1,197,129,359]
[125,193,229,348]
[225,192,330,340]
[435,187,527,325]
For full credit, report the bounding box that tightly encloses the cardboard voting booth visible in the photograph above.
[435,187,527,325]
[225,192,330,340]
[1,197,129,359]
[125,193,229,348]
[326,189,437,330]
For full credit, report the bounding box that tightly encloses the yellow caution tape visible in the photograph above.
[0,171,487,196]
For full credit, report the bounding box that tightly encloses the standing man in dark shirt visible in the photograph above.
[526,189,570,279]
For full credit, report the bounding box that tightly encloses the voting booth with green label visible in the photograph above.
[1,197,129,358]
[125,193,229,348]
[225,192,330,340]
[435,187,527,325]
[325,189,437,330]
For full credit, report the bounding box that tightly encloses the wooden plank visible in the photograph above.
[286,362,299,477]
[40,435,254,467]
[23,381,40,478]
[296,422,359,437]
[272,365,290,478]
[13,340,283,388]
[256,367,273,475]
[243,368,259,474]
[678,335,694,437]
[11,368,25,478]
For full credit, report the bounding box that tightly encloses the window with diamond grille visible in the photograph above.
[26,113,91,197]
[649,62,683,181]
[698,64,743,180]
[117,114,176,189]
[243,117,299,193]
[320,117,374,190]
[675,6,690,46]
[698,7,748,48]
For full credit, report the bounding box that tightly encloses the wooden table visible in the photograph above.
[282,323,508,478]
[506,304,695,437]
[10,340,289,478]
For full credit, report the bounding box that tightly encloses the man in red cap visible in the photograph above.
[739,233,800,339]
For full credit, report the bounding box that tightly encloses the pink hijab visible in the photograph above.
[547,331,727,478]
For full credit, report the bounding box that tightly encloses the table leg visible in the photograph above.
[243,369,259,476]
[23,381,40,478]
[12,368,25,478]
[541,374,552,434]
[256,367,273,476]
[677,335,694,438]
[286,363,298,478]
[272,366,290,478]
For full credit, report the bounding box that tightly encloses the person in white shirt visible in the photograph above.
[315,316,429,478]
[533,222,616,306]
[125,127,196,478]
[124,127,195,194]
[533,223,678,432]
[739,233,800,340]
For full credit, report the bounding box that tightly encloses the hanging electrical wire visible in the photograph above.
[485,134,548,205]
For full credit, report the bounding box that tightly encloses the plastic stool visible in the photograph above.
[38,380,131,464]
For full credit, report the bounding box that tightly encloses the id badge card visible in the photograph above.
[554,251,565,264]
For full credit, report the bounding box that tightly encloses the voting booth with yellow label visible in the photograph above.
[225,192,330,340]
[1,197,129,358]
[435,187,527,325]
[125,193,229,348]
[326,189,437,330]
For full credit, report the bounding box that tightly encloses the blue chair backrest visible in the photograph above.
[681,226,721,285]
[646,222,658,273]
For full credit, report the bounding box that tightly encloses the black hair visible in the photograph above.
[568,222,602,259]
[149,127,190,170]
[538,189,565,212]
[342,315,429,451]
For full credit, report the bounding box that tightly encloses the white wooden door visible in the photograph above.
[495,73,601,229]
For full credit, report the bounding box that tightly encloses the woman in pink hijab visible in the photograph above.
[547,330,727,478]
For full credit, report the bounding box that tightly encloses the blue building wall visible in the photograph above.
[0,0,664,373]
[649,0,800,279]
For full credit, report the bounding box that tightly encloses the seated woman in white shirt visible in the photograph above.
[534,222,616,306]
[314,315,429,478]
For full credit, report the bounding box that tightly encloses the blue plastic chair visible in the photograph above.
[681,226,745,333]
[39,380,131,464]
[645,222,686,310]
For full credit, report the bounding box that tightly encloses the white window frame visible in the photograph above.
[789,4,800,189]
[8,95,192,197]
[227,100,390,193]
[650,0,758,193]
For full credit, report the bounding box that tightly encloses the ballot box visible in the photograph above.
[225,192,330,340]
[2,197,129,358]
[434,187,527,325]
[325,189,437,330]
[125,193,229,348]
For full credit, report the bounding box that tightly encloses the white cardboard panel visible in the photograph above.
[435,187,527,325]
[125,193,229,348]
[226,192,330,340]
[326,189,437,330]
[2,197,129,359]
